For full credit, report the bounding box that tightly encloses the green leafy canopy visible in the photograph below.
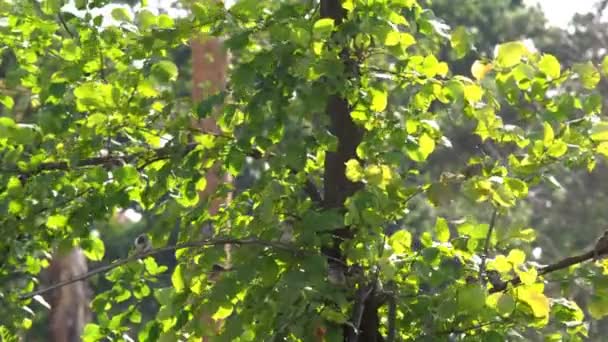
[0,0,605,341]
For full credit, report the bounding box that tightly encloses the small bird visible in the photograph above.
[134,234,152,255]
[201,221,214,239]
[208,263,232,283]
[486,270,506,291]
[594,230,608,261]
[346,264,364,287]
[327,262,347,286]
[279,221,294,244]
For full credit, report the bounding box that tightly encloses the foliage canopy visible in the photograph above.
[2,0,608,341]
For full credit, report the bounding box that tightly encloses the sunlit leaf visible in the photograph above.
[471,60,493,81]
[435,217,450,242]
[573,62,600,89]
[538,54,560,79]
[496,41,529,68]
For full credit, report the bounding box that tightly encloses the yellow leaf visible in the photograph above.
[507,249,526,266]
[517,285,550,318]
[597,142,608,158]
[345,159,364,182]
[515,267,537,285]
[543,122,554,146]
[471,60,493,80]
[212,304,234,320]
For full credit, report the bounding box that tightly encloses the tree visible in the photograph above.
[2,0,608,340]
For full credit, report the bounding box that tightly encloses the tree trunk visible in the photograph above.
[47,248,91,342]
[191,9,231,341]
[319,1,382,340]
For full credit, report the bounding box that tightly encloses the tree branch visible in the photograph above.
[490,249,598,293]
[439,319,509,336]
[386,292,396,342]
[479,209,499,283]
[57,12,75,39]
[19,237,295,300]
[1,142,199,178]
[246,149,323,205]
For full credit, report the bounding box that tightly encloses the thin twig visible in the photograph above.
[246,149,323,205]
[57,12,75,39]
[439,319,507,335]
[97,37,106,82]
[1,142,199,178]
[351,283,375,341]
[479,209,498,283]
[386,291,396,342]
[490,249,596,293]
[19,237,296,300]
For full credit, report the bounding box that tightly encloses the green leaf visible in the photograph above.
[602,55,608,76]
[151,60,179,83]
[111,8,132,22]
[40,0,62,15]
[370,88,388,112]
[345,159,364,182]
[144,258,168,275]
[172,264,185,293]
[450,26,471,59]
[538,54,560,79]
[137,10,157,29]
[384,31,415,48]
[75,0,86,10]
[321,307,348,324]
[342,0,355,11]
[589,295,608,319]
[504,177,528,198]
[547,140,567,158]
[463,84,483,104]
[389,230,412,254]
[196,92,226,119]
[591,121,608,141]
[0,94,14,109]
[82,324,104,342]
[212,304,234,320]
[597,142,608,158]
[495,41,529,68]
[82,236,105,261]
[313,18,334,39]
[114,165,140,186]
[489,255,511,273]
[399,32,416,48]
[157,14,174,29]
[384,31,400,46]
[407,133,435,162]
[543,122,554,146]
[435,217,450,242]
[573,62,600,89]
[129,309,142,323]
[458,284,486,312]
[496,293,516,315]
[47,214,68,229]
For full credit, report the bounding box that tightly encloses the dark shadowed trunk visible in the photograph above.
[319,1,382,341]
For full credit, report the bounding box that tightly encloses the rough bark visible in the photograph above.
[191,16,231,342]
[320,1,382,341]
[46,248,91,342]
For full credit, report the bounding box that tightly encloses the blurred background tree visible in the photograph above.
[426,0,608,338]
